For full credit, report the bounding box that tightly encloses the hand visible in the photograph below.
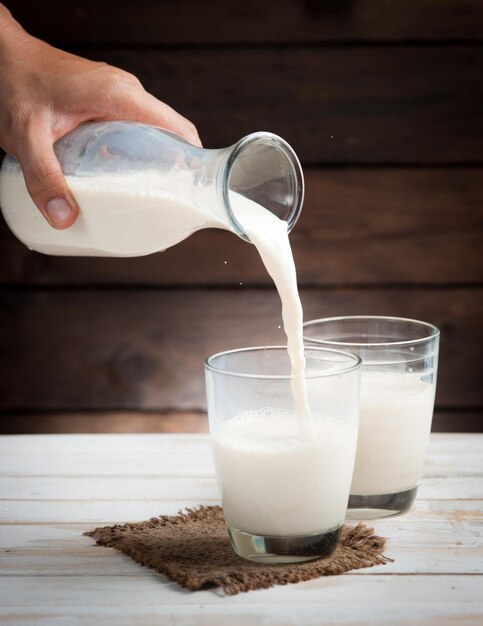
[0,5,201,229]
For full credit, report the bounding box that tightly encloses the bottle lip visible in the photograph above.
[222,131,304,242]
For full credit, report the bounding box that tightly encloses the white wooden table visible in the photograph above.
[1,433,482,625]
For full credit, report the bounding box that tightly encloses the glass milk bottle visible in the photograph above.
[0,121,304,256]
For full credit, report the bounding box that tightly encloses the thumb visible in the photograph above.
[16,133,79,229]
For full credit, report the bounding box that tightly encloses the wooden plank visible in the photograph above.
[9,1,483,44]
[1,432,467,453]
[2,605,483,626]
[0,499,219,524]
[1,503,482,575]
[5,431,476,454]
[59,46,481,165]
[0,604,482,626]
[1,433,481,477]
[425,433,483,457]
[0,475,220,500]
[0,432,212,455]
[2,539,482,578]
[417,477,483,499]
[0,447,480,625]
[0,434,481,624]
[0,411,209,434]
[0,485,481,525]
[0,490,482,524]
[1,499,481,540]
[1,168,482,287]
[0,574,481,607]
[1,432,479,476]
[0,494,483,528]
[0,435,216,478]
[0,410,480,435]
[423,434,483,475]
[0,288,480,411]
[1,474,482,502]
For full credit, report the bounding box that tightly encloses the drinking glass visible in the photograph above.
[204,345,361,563]
[303,316,440,519]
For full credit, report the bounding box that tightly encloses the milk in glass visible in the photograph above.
[351,372,435,496]
[212,409,355,536]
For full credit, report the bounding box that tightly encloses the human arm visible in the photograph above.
[0,4,201,228]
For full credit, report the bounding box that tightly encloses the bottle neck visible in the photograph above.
[198,132,304,243]
[51,122,304,245]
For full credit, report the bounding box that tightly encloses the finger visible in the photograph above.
[118,89,202,147]
[16,133,79,229]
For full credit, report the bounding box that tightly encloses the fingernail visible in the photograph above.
[46,197,72,223]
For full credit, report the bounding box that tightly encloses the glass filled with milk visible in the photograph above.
[303,316,440,519]
[205,345,361,563]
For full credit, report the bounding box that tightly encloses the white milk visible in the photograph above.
[0,169,313,436]
[231,200,314,440]
[211,409,356,536]
[351,372,435,496]
[0,171,228,257]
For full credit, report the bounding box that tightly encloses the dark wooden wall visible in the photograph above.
[1,1,482,433]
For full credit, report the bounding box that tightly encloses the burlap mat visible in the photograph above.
[85,505,392,595]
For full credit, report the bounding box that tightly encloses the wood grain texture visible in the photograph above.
[52,46,483,164]
[2,478,482,525]
[0,288,480,411]
[1,432,480,476]
[0,411,209,434]
[0,573,480,606]
[8,0,483,44]
[2,516,482,575]
[0,410,479,435]
[1,1,482,436]
[0,433,481,625]
[1,168,482,287]
[1,474,482,502]
[0,602,481,626]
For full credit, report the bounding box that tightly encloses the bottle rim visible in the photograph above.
[222,132,304,242]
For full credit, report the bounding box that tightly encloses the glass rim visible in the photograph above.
[303,315,440,348]
[204,345,361,380]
